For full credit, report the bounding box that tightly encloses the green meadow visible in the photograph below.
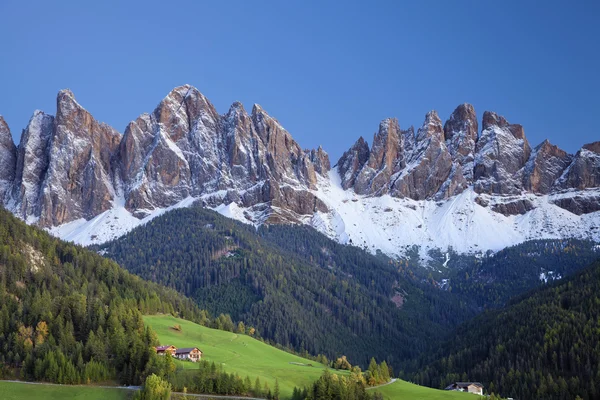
[371,380,474,399]
[144,315,476,399]
[0,381,132,400]
[143,314,342,397]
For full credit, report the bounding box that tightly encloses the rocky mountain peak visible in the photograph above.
[56,89,84,120]
[444,103,478,144]
[11,111,55,220]
[537,139,569,158]
[337,136,370,189]
[352,118,403,195]
[2,87,599,250]
[555,141,600,193]
[523,139,572,194]
[228,101,245,113]
[0,115,14,149]
[416,111,444,142]
[482,110,508,130]
[482,110,526,140]
[306,146,331,177]
[390,112,457,200]
[583,141,600,154]
[0,116,17,198]
[474,111,531,194]
[443,103,478,182]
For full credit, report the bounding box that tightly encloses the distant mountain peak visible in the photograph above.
[0,87,598,257]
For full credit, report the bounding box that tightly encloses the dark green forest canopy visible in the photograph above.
[437,239,600,309]
[99,206,472,369]
[417,259,600,400]
[0,207,206,385]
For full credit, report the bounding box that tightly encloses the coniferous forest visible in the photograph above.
[0,208,206,384]
[99,206,472,369]
[2,201,600,399]
[416,259,600,400]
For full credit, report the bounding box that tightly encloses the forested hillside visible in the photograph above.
[416,259,600,400]
[439,239,600,309]
[0,207,205,385]
[100,206,471,368]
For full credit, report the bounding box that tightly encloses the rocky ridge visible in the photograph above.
[0,87,598,256]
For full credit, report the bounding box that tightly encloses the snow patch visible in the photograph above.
[309,170,600,259]
[49,196,197,246]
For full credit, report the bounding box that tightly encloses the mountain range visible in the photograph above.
[1,85,598,258]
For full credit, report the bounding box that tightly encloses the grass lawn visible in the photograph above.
[144,314,343,398]
[144,315,480,400]
[0,381,132,400]
[373,380,475,399]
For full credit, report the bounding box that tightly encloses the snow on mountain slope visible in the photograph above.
[49,195,198,246]
[43,168,600,259]
[308,170,600,259]
[3,86,599,259]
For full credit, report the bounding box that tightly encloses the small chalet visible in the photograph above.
[154,345,177,356]
[444,382,484,395]
[175,347,202,362]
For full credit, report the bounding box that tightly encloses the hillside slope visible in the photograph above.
[417,260,600,400]
[144,314,473,400]
[100,206,471,369]
[0,207,204,385]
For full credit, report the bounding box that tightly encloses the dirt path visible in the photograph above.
[366,378,398,390]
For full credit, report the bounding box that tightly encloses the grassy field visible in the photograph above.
[145,315,476,400]
[0,381,132,400]
[373,380,474,399]
[144,314,341,398]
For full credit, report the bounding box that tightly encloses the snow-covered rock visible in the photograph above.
[2,85,599,258]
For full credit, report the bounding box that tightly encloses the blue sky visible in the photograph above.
[0,1,598,160]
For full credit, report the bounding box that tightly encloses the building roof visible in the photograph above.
[155,345,175,351]
[445,382,484,390]
[456,382,483,387]
[175,347,201,354]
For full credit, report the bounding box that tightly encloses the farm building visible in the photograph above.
[154,345,177,356]
[175,347,202,362]
[444,382,484,395]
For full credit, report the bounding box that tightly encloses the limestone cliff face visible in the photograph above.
[2,86,599,231]
[473,111,532,195]
[3,85,329,226]
[390,111,458,200]
[38,90,121,226]
[556,142,600,190]
[337,137,369,189]
[0,116,16,200]
[337,106,599,216]
[353,118,405,195]
[523,140,572,194]
[444,103,478,182]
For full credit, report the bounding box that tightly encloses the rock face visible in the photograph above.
[390,111,458,200]
[354,118,404,195]
[3,85,329,227]
[41,90,121,226]
[337,137,369,189]
[444,103,478,181]
[556,142,600,190]
[10,111,55,221]
[1,85,599,249]
[337,106,600,217]
[0,116,16,200]
[473,111,531,195]
[523,140,572,194]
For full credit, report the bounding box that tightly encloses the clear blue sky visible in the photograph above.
[0,1,598,161]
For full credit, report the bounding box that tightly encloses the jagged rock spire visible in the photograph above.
[0,116,17,199]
